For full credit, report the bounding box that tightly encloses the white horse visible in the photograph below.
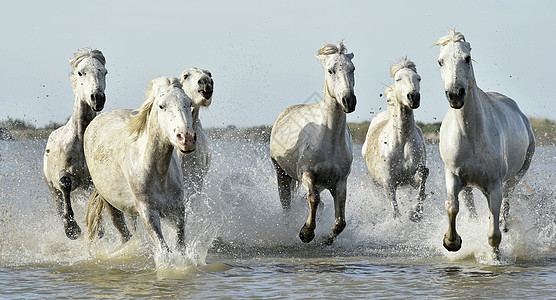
[434,30,535,254]
[270,42,356,244]
[176,67,214,196]
[43,48,107,239]
[84,77,196,253]
[362,58,428,221]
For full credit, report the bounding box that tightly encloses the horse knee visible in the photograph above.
[59,175,72,193]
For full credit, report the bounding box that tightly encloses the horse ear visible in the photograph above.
[346,52,354,60]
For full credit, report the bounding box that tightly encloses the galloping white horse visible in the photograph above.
[43,49,107,239]
[434,30,535,254]
[84,77,196,253]
[177,67,214,196]
[270,42,356,244]
[362,58,428,221]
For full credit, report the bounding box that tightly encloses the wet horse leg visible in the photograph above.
[384,181,401,219]
[443,170,463,251]
[485,182,503,255]
[105,202,131,243]
[59,174,81,239]
[299,171,319,243]
[410,165,429,222]
[136,201,170,253]
[323,180,347,245]
[272,158,292,210]
[173,201,186,253]
[461,186,477,219]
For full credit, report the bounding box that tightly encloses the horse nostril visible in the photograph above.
[458,88,465,97]
[193,133,197,142]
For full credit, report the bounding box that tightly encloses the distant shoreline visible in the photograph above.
[1,118,555,147]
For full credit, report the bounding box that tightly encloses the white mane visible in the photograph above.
[433,29,466,47]
[317,41,347,55]
[390,57,417,78]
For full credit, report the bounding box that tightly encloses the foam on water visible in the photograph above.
[1,139,555,271]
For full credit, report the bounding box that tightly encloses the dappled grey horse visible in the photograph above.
[434,30,535,255]
[43,49,107,239]
[270,41,356,244]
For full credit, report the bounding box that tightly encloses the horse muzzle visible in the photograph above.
[91,92,106,111]
[177,132,196,153]
[408,92,420,109]
[342,94,357,113]
[446,88,465,109]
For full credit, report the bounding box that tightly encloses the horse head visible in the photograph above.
[434,30,474,109]
[131,77,196,153]
[69,49,107,112]
[390,58,421,109]
[180,68,214,108]
[317,42,356,113]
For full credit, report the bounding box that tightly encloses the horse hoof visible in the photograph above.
[409,210,423,222]
[443,234,462,252]
[299,226,315,243]
[64,220,81,240]
[322,235,334,246]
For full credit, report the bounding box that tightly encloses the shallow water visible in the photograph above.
[1,140,555,298]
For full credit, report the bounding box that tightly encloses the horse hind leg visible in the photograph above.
[272,158,293,210]
[105,201,132,244]
[59,174,81,240]
[461,186,478,219]
[299,171,319,243]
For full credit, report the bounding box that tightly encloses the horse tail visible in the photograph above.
[86,188,105,241]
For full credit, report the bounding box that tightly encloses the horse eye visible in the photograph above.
[78,71,83,76]
[159,105,165,110]
[328,69,334,75]
[438,60,443,67]
[465,56,471,64]
[183,74,189,80]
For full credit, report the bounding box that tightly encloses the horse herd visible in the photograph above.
[42,30,535,259]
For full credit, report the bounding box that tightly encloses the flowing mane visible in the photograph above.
[433,29,467,47]
[390,57,417,77]
[128,77,182,138]
[317,41,347,55]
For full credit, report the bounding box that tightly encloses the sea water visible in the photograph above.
[0,139,555,298]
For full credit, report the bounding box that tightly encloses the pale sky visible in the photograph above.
[1,0,554,128]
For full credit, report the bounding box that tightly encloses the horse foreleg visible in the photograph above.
[59,174,81,240]
[384,181,401,219]
[443,171,463,252]
[272,158,292,210]
[299,171,319,243]
[485,182,503,255]
[105,202,131,244]
[174,202,186,254]
[410,166,429,222]
[461,186,477,219]
[136,202,170,253]
[323,180,347,245]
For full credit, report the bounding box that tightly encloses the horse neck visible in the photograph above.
[388,99,416,140]
[70,95,96,137]
[451,79,489,134]
[191,106,201,131]
[140,114,174,179]
[321,82,347,139]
